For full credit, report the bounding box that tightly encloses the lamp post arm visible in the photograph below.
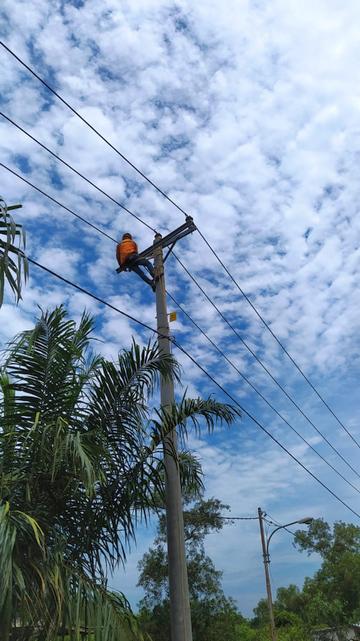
[266,520,303,557]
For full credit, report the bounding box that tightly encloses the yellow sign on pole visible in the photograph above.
[169,311,177,322]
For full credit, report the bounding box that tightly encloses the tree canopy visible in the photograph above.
[137,493,244,641]
[293,518,360,627]
[251,519,360,639]
[0,305,239,640]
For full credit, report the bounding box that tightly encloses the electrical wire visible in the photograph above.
[166,290,360,496]
[27,257,161,336]
[3,162,360,501]
[0,41,186,215]
[0,112,157,233]
[174,346,360,521]
[171,252,360,480]
[220,516,258,521]
[2,39,357,449]
[196,227,360,451]
[23,257,360,520]
[264,514,296,538]
[0,163,118,243]
[4,159,360,506]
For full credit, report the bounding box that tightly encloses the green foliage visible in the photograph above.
[250,518,360,640]
[138,496,231,607]
[137,494,244,641]
[0,196,28,306]
[190,596,244,641]
[252,597,270,627]
[293,519,360,626]
[0,306,238,640]
[275,584,304,614]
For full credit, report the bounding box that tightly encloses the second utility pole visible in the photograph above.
[258,507,277,641]
[153,231,193,641]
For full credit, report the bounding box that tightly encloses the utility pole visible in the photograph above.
[127,218,195,641]
[258,507,277,641]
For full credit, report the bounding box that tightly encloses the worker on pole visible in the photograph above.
[116,233,156,290]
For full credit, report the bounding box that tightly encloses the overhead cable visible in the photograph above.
[0,163,118,243]
[167,291,360,496]
[264,514,296,537]
[0,112,157,233]
[0,41,185,216]
[196,227,360,451]
[171,252,360,480]
[2,39,356,449]
[220,516,258,521]
[4,161,360,496]
[26,257,360,520]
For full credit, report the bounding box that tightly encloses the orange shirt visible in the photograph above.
[116,238,138,266]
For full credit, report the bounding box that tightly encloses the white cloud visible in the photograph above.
[1,0,360,616]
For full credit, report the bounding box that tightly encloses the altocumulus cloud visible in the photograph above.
[1,0,360,614]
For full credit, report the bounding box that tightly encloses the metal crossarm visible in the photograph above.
[116,216,196,273]
[137,216,196,260]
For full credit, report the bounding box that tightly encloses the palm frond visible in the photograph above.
[0,502,141,640]
[151,393,240,446]
[3,306,96,429]
[0,196,28,306]
[0,305,240,639]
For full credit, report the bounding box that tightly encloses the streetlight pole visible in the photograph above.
[258,507,277,641]
[258,508,313,641]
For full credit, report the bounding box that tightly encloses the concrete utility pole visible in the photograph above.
[258,507,277,641]
[153,233,192,641]
[117,218,196,640]
[123,218,194,641]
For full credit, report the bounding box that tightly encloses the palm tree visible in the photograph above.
[0,196,28,306]
[0,306,239,640]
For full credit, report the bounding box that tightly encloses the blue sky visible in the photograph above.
[1,0,360,617]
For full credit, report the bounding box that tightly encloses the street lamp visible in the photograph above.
[258,508,314,641]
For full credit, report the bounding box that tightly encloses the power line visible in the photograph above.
[264,514,296,538]
[2,39,356,449]
[4,162,360,500]
[0,41,186,216]
[166,291,360,496]
[5,159,360,498]
[196,227,360,451]
[24,257,360,520]
[0,163,118,243]
[0,112,157,234]
[221,516,258,521]
[27,257,162,336]
[5,142,358,492]
[171,252,360,481]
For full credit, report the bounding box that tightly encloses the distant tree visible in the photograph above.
[251,518,360,639]
[252,597,270,627]
[252,597,311,641]
[0,196,28,306]
[137,495,244,641]
[294,519,360,626]
[275,584,304,615]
